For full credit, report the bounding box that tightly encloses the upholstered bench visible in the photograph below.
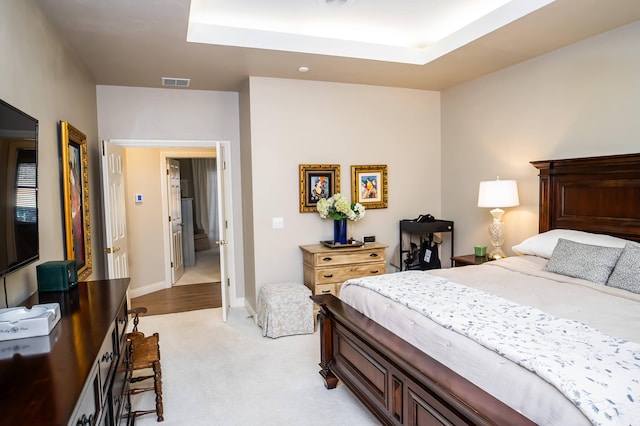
[256,283,314,338]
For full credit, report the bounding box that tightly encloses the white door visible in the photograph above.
[167,159,185,284]
[216,143,230,321]
[101,140,129,278]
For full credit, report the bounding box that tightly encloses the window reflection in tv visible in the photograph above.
[0,99,39,278]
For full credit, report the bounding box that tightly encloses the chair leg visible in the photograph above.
[153,360,164,421]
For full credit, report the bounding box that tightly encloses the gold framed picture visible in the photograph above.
[351,164,388,209]
[60,121,92,280]
[299,164,340,213]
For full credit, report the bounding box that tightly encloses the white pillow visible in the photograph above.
[512,229,631,259]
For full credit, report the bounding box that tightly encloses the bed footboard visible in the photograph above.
[312,294,535,426]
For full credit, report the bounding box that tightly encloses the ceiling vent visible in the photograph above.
[162,77,191,88]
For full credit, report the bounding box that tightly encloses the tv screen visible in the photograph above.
[0,99,38,278]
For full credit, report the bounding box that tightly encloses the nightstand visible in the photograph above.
[300,242,387,297]
[451,254,490,267]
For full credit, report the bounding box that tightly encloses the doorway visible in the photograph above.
[159,144,233,320]
[106,140,235,319]
[130,152,225,316]
[171,157,221,287]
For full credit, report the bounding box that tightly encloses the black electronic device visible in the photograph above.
[37,260,78,292]
[0,99,39,279]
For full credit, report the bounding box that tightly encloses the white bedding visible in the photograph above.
[339,256,640,425]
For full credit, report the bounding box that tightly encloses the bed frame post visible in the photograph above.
[530,159,552,233]
[316,304,339,389]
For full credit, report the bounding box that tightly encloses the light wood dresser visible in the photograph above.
[300,242,387,297]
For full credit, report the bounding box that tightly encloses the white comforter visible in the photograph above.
[340,256,640,426]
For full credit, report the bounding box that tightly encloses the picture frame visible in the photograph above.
[351,164,388,209]
[299,164,340,213]
[60,121,92,280]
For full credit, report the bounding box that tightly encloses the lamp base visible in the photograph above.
[487,249,506,261]
[487,208,506,261]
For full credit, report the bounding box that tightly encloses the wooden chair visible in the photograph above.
[127,307,164,422]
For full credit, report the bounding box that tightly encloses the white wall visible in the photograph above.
[441,20,640,257]
[96,86,244,300]
[0,0,98,305]
[245,77,440,308]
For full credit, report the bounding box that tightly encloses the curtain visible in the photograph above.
[191,158,218,245]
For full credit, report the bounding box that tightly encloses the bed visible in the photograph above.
[311,153,640,425]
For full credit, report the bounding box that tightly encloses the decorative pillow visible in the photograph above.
[512,229,630,259]
[606,243,640,294]
[544,238,623,284]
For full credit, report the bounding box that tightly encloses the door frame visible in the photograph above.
[109,138,236,308]
[166,158,185,284]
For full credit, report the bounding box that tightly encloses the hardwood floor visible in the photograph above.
[130,282,222,316]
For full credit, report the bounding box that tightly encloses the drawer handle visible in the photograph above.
[322,257,332,261]
[323,274,334,278]
[369,253,378,258]
[102,351,114,363]
[321,289,332,294]
[370,270,379,274]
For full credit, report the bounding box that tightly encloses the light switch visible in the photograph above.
[135,194,143,204]
[272,217,284,229]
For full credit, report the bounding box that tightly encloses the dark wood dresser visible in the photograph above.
[0,279,131,425]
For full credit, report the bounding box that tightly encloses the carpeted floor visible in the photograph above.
[130,307,379,426]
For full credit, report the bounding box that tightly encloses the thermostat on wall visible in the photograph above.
[135,194,143,204]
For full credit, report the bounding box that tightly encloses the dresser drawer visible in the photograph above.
[313,262,386,284]
[307,248,385,268]
[314,283,336,296]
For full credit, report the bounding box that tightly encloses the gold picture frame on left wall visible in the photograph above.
[60,121,92,280]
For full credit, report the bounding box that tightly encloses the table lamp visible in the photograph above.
[477,178,519,260]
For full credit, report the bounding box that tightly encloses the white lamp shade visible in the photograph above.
[478,179,519,208]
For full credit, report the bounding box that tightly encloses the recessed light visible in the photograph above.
[298,66,310,73]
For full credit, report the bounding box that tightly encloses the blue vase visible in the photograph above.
[333,219,348,245]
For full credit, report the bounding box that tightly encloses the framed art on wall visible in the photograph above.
[60,121,92,280]
[299,164,340,212]
[351,164,388,209]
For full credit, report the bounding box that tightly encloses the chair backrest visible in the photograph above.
[128,307,148,332]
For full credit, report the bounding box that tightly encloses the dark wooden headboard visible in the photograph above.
[531,153,640,242]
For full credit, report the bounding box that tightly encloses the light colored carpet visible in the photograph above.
[130,307,380,426]
[175,248,221,286]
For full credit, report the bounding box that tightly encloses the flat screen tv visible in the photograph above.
[0,99,38,278]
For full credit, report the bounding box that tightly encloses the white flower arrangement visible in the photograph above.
[317,193,365,221]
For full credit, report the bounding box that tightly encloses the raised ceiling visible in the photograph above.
[34,0,640,92]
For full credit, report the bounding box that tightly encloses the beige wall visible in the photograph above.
[96,86,244,301]
[441,20,640,258]
[239,81,257,307]
[245,77,441,308]
[0,0,98,305]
